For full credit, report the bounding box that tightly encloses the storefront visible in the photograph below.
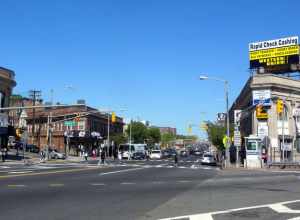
[0,67,16,150]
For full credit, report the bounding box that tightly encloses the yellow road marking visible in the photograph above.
[7,184,26,188]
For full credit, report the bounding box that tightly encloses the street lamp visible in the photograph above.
[199,75,230,168]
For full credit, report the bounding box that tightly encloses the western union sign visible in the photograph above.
[249,36,300,69]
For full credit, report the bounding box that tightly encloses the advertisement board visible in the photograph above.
[234,110,242,147]
[257,122,268,138]
[249,36,299,70]
[253,90,271,106]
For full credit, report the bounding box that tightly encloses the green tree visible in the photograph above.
[206,122,226,151]
[176,134,198,141]
[111,133,127,147]
[146,127,161,144]
[125,121,148,144]
[161,132,176,147]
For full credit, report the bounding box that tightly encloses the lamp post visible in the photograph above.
[199,75,230,168]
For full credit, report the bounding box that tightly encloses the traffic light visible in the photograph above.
[188,125,192,134]
[16,128,23,138]
[74,113,81,122]
[277,99,284,114]
[111,112,116,123]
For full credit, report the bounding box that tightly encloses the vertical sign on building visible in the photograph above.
[234,110,242,147]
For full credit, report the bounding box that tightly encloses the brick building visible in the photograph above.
[22,104,123,153]
[156,126,177,136]
[0,67,16,148]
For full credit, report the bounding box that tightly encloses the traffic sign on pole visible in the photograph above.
[64,121,76,126]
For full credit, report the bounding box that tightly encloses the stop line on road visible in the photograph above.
[159,200,300,220]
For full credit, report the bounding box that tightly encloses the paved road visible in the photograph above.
[1,156,300,220]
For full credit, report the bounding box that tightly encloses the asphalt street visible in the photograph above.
[1,156,300,220]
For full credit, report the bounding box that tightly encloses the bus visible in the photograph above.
[118,144,147,159]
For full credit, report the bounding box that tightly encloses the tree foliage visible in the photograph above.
[111,133,127,147]
[206,122,226,151]
[147,127,161,144]
[125,122,148,144]
[161,132,176,147]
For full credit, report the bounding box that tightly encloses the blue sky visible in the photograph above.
[1,0,300,137]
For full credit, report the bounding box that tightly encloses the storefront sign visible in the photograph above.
[253,90,271,106]
[257,122,268,138]
[0,113,8,128]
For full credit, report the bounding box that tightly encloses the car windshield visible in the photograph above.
[152,151,161,153]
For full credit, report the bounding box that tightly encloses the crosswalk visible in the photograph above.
[112,162,218,170]
[0,159,217,175]
[159,200,300,220]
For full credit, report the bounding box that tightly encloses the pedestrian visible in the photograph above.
[84,151,88,161]
[92,149,96,160]
[1,147,5,162]
[174,153,178,167]
[146,150,150,161]
[101,149,106,165]
[40,150,44,162]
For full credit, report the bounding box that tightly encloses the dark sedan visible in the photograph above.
[132,152,145,160]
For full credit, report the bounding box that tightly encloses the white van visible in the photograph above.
[118,144,147,159]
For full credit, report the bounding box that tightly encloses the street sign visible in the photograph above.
[20,110,28,118]
[253,90,271,106]
[64,121,76,126]
[223,136,229,148]
[0,113,8,127]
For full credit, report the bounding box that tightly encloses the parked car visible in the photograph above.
[162,150,171,158]
[193,150,202,156]
[132,152,145,160]
[201,154,216,166]
[180,150,188,157]
[150,150,162,159]
[49,149,66,159]
[169,149,177,157]
[26,144,40,153]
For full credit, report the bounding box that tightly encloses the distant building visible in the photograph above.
[156,127,177,136]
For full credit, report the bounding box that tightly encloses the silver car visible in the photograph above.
[49,149,66,160]
[201,154,216,166]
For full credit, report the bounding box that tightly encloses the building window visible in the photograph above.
[78,121,85,131]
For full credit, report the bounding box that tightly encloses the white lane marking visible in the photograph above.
[121,182,136,185]
[152,181,165,184]
[177,180,192,183]
[0,166,10,169]
[99,167,146,176]
[159,199,300,220]
[269,204,300,213]
[288,217,300,220]
[90,183,106,186]
[9,171,33,174]
[49,183,65,187]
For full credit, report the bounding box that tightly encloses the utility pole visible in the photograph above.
[107,112,110,157]
[129,119,132,160]
[29,90,41,146]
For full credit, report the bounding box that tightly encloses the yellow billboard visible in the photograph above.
[249,45,299,60]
